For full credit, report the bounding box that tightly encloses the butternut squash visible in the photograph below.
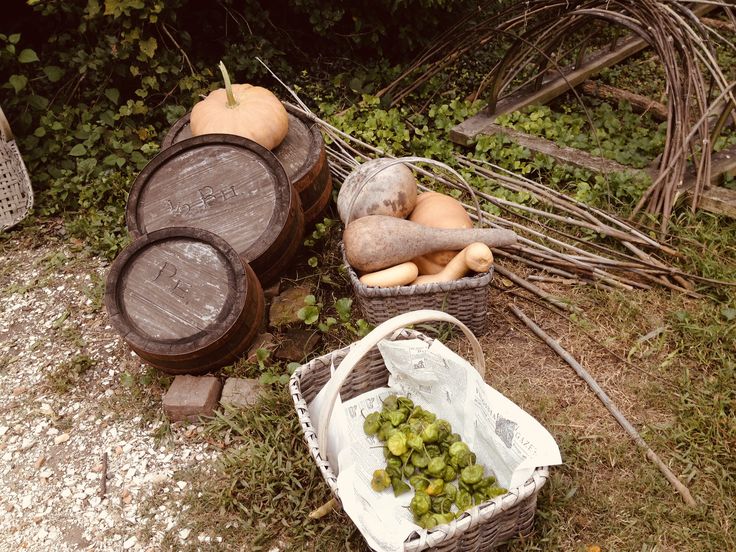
[411,243,493,285]
[410,192,473,267]
[359,262,419,288]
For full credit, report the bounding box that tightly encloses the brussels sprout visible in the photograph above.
[443,483,457,501]
[442,465,457,482]
[427,457,446,476]
[411,450,429,469]
[445,432,462,445]
[406,433,423,451]
[420,422,440,443]
[397,396,414,410]
[416,512,435,529]
[371,469,391,492]
[386,465,402,480]
[448,441,470,458]
[436,419,452,441]
[426,478,445,496]
[387,409,406,427]
[455,489,472,511]
[432,512,455,526]
[387,432,408,456]
[410,491,431,516]
[431,496,453,514]
[460,464,484,485]
[409,475,429,492]
[391,477,411,496]
[363,412,381,436]
[382,394,399,411]
[425,444,441,458]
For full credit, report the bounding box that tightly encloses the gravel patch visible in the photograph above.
[0,235,221,551]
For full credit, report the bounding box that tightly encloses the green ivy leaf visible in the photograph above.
[69,144,87,156]
[9,74,27,93]
[335,297,353,322]
[297,305,320,325]
[18,48,40,63]
[139,36,157,58]
[43,65,65,83]
[721,307,736,322]
[105,88,120,104]
[8,33,21,44]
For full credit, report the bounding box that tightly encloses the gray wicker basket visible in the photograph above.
[341,157,493,335]
[290,310,549,551]
[344,246,493,335]
[0,106,33,231]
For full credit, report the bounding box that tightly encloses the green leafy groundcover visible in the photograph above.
[1,0,477,257]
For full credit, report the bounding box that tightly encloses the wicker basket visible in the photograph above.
[0,106,33,231]
[342,156,493,335]
[290,310,549,551]
[344,246,493,335]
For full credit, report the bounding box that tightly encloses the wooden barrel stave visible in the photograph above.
[161,103,331,223]
[126,134,303,286]
[105,227,264,374]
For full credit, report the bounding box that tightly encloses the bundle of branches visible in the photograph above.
[375,1,736,234]
[269,91,733,309]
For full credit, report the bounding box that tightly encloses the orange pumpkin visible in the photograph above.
[190,62,288,150]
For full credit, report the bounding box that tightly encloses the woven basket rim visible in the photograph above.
[342,244,493,297]
[290,327,549,551]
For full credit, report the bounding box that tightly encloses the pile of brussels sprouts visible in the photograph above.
[363,394,507,529]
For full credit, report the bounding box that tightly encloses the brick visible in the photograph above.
[220,378,263,410]
[163,376,222,423]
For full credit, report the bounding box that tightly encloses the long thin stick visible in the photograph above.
[508,304,697,507]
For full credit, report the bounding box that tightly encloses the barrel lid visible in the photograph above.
[160,103,322,189]
[105,227,248,356]
[126,134,292,264]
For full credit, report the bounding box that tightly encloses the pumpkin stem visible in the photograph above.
[219,61,238,108]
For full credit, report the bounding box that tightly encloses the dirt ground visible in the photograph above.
[1,218,714,551]
[0,221,224,551]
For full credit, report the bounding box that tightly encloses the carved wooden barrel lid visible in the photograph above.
[126,134,296,268]
[105,227,250,359]
[161,102,329,198]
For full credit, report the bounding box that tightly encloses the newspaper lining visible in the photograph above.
[308,337,562,552]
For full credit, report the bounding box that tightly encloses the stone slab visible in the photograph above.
[162,375,222,423]
[220,378,263,409]
[274,329,321,362]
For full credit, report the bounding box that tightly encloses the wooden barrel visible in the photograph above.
[162,103,332,224]
[104,227,265,374]
[126,134,303,286]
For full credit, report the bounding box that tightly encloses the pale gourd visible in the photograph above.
[343,215,516,272]
[359,262,419,288]
[411,243,493,285]
[337,158,418,223]
[409,192,473,267]
[190,62,289,150]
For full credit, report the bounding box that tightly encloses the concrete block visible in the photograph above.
[163,376,222,422]
[220,378,263,410]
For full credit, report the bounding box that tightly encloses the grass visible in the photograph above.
[6,17,735,551]
[46,353,96,394]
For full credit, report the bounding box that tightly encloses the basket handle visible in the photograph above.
[0,106,12,141]
[316,309,486,456]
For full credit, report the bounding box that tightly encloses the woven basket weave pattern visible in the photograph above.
[0,109,33,231]
[344,250,493,335]
[290,328,549,551]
